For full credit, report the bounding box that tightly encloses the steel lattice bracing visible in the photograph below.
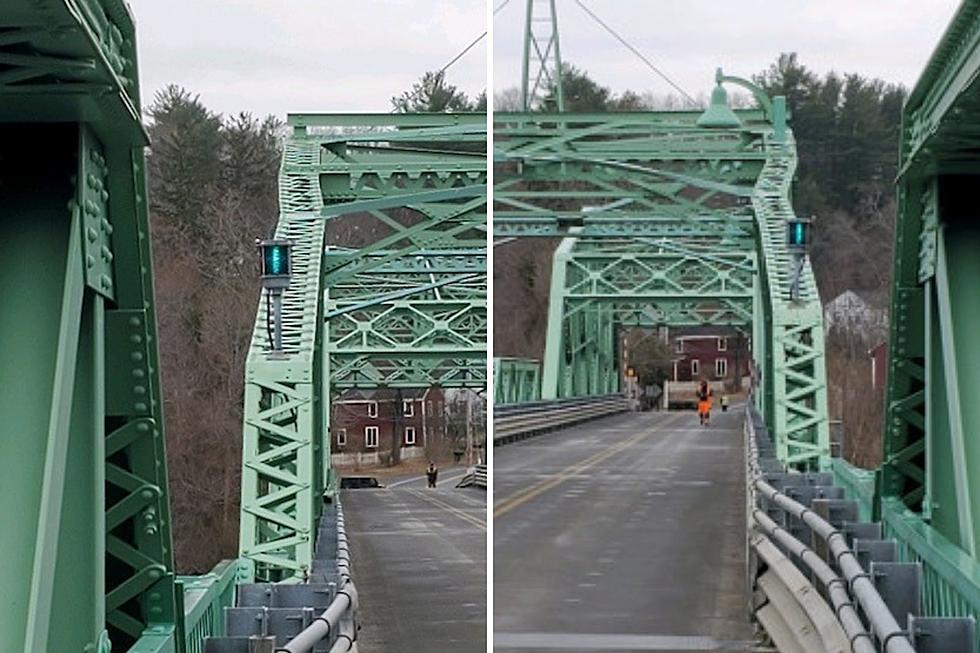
[878,0,980,617]
[521,0,565,111]
[495,91,830,468]
[239,114,487,582]
[0,1,184,651]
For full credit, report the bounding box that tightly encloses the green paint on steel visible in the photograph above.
[521,0,565,111]
[239,114,487,582]
[495,358,542,404]
[879,0,980,623]
[0,3,238,652]
[495,86,830,470]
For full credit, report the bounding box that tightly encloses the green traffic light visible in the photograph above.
[264,244,289,276]
[788,221,808,247]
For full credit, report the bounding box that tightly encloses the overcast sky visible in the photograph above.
[126,1,961,119]
[127,0,487,118]
[493,0,961,101]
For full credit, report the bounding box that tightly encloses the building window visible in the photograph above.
[675,339,684,353]
[427,400,433,416]
[718,337,728,352]
[337,428,347,447]
[403,400,414,417]
[405,427,416,446]
[367,401,378,418]
[365,426,379,448]
[715,358,728,378]
[691,359,700,376]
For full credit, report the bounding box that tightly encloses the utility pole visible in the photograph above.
[465,392,474,466]
[392,389,403,466]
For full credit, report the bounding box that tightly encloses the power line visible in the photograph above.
[572,0,700,108]
[439,31,487,76]
[391,30,487,112]
[494,0,513,16]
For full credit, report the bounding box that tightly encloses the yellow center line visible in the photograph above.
[494,413,684,519]
[407,488,488,531]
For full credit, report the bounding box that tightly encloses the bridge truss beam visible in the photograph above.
[883,0,980,573]
[495,105,830,468]
[239,113,487,582]
[0,2,181,651]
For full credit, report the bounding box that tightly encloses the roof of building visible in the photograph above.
[826,288,890,309]
[671,325,748,339]
[336,388,431,402]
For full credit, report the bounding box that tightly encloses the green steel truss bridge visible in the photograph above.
[239,113,487,583]
[495,74,829,470]
[0,1,486,651]
[494,0,980,646]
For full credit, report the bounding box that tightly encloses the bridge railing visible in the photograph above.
[493,394,628,444]
[494,357,542,405]
[881,498,980,633]
[745,403,977,651]
[831,457,877,522]
[178,559,239,653]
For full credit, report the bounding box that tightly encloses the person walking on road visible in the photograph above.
[426,462,438,488]
[721,394,729,412]
[697,380,712,426]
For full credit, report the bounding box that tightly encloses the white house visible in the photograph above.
[823,289,889,340]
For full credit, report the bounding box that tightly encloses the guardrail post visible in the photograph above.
[870,561,922,631]
[908,616,977,653]
[248,635,276,653]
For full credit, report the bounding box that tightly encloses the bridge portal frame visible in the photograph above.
[494,98,830,469]
[238,113,488,583]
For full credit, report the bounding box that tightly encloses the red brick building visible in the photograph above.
[670,326,750,386]
[331,388,446,466]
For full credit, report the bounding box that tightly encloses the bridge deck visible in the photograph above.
[342,478,487,652]
[494,409,755,651]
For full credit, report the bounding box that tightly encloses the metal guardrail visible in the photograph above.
[179,559,240,653]
[276,504,358,653]
[203,503,358,653]
[745,404,976,652]
[456,464,487,488]
[493,394,628,444]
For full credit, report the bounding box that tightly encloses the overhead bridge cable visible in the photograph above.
[572,0,701,108]
[391,24,488,112]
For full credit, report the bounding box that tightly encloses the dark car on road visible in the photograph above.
[340,476,384,489]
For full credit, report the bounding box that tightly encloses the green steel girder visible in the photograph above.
[882,0,980,572]
[239,114,487,582]
[0,3,181,652]
[495,95,829,469]
[494,358,542,404]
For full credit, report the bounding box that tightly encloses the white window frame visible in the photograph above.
[691,359,700,376]
[717,337,728,352]
[715,358,728,378]
[336,428,347,447]
[675,339,684,353]
[365,426,379,448]
[403,400,414,417]
[404,427,416,445]
[367,401,378,418]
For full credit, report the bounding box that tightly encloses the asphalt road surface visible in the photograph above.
[494,407,756,652]
[343,474,487,652]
